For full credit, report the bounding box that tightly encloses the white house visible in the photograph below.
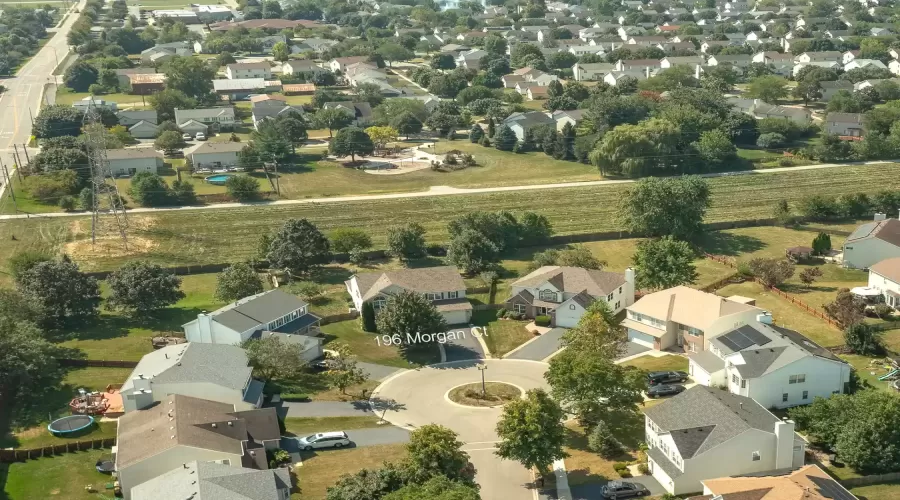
[328,56,369,73]
[282,59,326,76]
[659,56,704,69]
[187,141,246,169]
[115,395,281,499]
[456,49,488,70]
[825,112,864,137]
[116,110,159,139]
[73,96,118,113]
[843,59,887,72]
[644,386,806,495]
[120,343,266,413]
[131,461,291,500]
[503,111,555,140]
[550,109,585,131]
[868,257,900,308]
[505,266,635,327]
[688,318,851,409]
[795,51,842,63]
[842,217,900,269]
[890,59,900,76]
[105,149,163,176]
[345,266,472,325]
[174,107,236,132]
[225,62,273,80]
[623,286,764,352]
[182,289,322,345]
[322,101,372,126]
[572,62,616,81]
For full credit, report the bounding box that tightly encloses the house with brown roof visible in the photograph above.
[505,266,635,327]
[115,394,281,499]
[345,266,472,325]
[867,256,900,309]
[689,464,856,500]
[624,286,765,352]
[527,86,549,100]
[842,217,900,269]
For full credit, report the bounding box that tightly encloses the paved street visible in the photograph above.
[570,476,666,499]
[277,400,373,418]
[372,359,551,499]
[358,362,405,381]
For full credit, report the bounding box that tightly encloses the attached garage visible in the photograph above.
[553,302,586,328]
[437,300,474,326]
[628,329,656,348]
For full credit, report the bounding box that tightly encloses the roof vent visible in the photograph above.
[182,463,187,469]
[211,423,217,428]
[227,421,233,426]
[171,435,176,439]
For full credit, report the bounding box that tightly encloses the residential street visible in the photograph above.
[278,400,372,418]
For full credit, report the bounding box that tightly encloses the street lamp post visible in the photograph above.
[477,364,487,397]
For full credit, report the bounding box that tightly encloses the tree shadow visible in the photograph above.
[405,257,448,269]
[310,266,354,286]
[64,307,207,343]
[780,283,837,296]
[698,231,766,257]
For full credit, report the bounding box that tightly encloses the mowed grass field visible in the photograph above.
[1,163,899,272]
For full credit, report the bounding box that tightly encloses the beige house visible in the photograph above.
[106,149,163,177]
[692,464,853,500]
[505,266,634,328]
[843,217,900,269]
[120,343,265,413]
[115,395,281,499]
[188,142,246,169]
[624,286,764,352]
[345,266,472,325]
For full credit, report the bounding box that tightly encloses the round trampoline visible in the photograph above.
[48,415,95,436]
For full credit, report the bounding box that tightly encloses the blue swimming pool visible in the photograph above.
[206,174,233,185]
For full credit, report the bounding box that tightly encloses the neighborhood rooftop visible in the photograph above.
[511,266,626,296]
[349,266,467,302]
[131,461,291,500]
[120,343,253,399]
[184,289,310,333]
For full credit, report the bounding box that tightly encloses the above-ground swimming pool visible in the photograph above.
[48,415,95,436]
[205,174,233,185]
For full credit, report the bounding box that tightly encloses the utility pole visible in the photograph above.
[20,144,30,164]
[0,158,17,213]
[272,159,280,195]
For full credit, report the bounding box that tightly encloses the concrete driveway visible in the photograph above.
[358,362,405,381]
[280,426,411,461]
[443,327,486,361]
[372,359,550,499]
[505,328,566,361]
[570,475,666,499]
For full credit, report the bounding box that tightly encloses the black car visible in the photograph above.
[647,370,689,386]
[312,358,340,372]
[647,384,685,398]
[600,481,650,499]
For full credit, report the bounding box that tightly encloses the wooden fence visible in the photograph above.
[473,304,503,311]
[0,438,115,463]
[466,286,491,294]
[840,471,900,487]
[56,359,139,368]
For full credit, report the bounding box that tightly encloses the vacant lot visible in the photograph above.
[3,163,897,273]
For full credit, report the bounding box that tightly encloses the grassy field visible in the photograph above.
[1,448,114,500]
[293,444,408,499]
[621,354,688,373]
[849,481,900,499]
[5,163,898,273]
[55,88,151,109]
[320,320,441,368]
[471,310,534,357]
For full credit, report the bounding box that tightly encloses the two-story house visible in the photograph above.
[868,256,900,308]
[327,56,369,73]
[119,343,267,413]
[825,112,865,138]
[644,386,806,495]
[623,286,764,352]
[174,107,237,133]
[688,317,850,409]
[842,216,900,269]
[345,266,472,325]
[132,461,291,500]
[225,62,273,80]
[505,266,635,327]
[182,289,322,346]
[115,395,281,499]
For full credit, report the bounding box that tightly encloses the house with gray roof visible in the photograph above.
[688,316,850,410]
[505,266,635,327]
[106,149,164,176]
[131,461,291,500]
[120,343,268,413]
[502,111,555,140]
[116,110,159,139]
[819,80,854,102]
[345,266,472,325]
[182,289,322,347]
[174,107,237,132]
[644,386,806,495]
[323,101,373,126]
[842,217,900,269]
[115,394,281,499]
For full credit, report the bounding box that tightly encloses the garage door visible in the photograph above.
[555,314,580,329]
[628,329,655,348]
[442,310,470,326]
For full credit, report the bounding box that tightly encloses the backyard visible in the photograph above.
[292,444,408,500]
[1,448,114,500]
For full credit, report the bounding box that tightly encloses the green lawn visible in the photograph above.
[849,481,900,499]
[621,354,688,373]
[293,444,408,499]
[4,164,900,273]
[1,448,114,500]
[55,88,151,109]
[283,416,383,436]
[320,319,440,368]
[471,310,534,358]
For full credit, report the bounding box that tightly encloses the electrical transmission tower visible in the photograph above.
[83,100,129,250]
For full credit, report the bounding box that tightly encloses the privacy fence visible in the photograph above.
[0,438,115,463]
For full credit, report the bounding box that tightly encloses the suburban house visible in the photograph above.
[844,59,887,72]
[456,49,488,70]
[688,317,851,409]
[572,62,616,81]
[527,86,548,100]
[120,343,265,413]
[503,111,555,141]
[106,149,164,177]
[213,78,272,100]
[250,95,303,129]
[659,56,704,69]
[825,112,865,138]
[126,73,166,95]
[345,266,472,325]
[691,464,856,500]
[505,266,635,328]
[186,141,244,169]
[73,96,118,113]
[115,68,157,88]
[182,289,322,347]
[624,286,764,352]
[644,386,806,495]
[115,395,281,499]
[174,107,236,132]
[793,61,842,77]
[819,80,854,102]
[323,101,373,126]
[116,110,159,139]
[796,51,842,63]
[140,41,192,64]
[131,461,291,500]
[868,257,900,308]
[842,217,900,269]
[550,109,585,131]
[282,59,326,76]
[282,83,317,96]
[292,37,337,56]
[328,56,369,73]
[751,102,811,124]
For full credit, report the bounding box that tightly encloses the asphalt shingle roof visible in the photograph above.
[511,266,626,297]
[121,343,253,397]
[351,266,466,302]
[131,460,291,500]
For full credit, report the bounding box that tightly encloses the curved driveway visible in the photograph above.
[372,359,550,499]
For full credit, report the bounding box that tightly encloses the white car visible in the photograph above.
[296,431,351,451]
[195,132,207,141]
[181,133,192,141]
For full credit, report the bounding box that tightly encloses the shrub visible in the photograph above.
[293,281,324,301]
[778,157,794,167]
[618,469,632,478]
[872,303,894,320]
[349,247,366,265]
[496,308,507,319]
[426,243,446,256]
[589,423,625,458]
[612,462,627,471]
[58,195,77,211]
[534,315,551,327]
[637,463,650,475]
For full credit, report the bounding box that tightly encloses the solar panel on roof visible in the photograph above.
[721,329,754,350]
[741,327,772,347]
[718,336,742,352]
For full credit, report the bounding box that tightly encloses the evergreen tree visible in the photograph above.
[554,122,576,160]
[469,124,484,143]
[361,301,377,332]
[493,125,517,152]
[487,117,496,138]
[547,79,564,98]
[543,131,558,156]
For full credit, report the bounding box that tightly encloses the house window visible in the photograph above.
[803,390,809,399]
[732,374,738,384]
[374,299,386,310]
[797,374,806,383]
[539,289,556,301]
[448,291,459,299]
[789,374,806,384]
[741,379,746,388]
[782,393,789,402]
[615,301,620,309]
[569,304,576,310]
[514,303,526,314]
[607,293,614,301]
[619,286,623,293]
[751,451,760,461]
[688,342,697,353]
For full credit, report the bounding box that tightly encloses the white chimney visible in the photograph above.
[875,212,887,221]
[774,419,796,469]
[757,313,773,325]
[624,267,637,307]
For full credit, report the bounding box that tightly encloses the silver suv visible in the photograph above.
[296,431,351,451]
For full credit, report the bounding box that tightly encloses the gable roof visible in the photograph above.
[132,461,291,500]
[846,218,900,247]
[644,386,780,459]
[511,266,625,297]
[827,112,863,124]
[227,62,272,71]
[191,141,246,156]
[350,266,466,302]
[120,343,253,397]
[870,257,900,283]
[117,110,158,124]
[175,107,236,122]
[628,286,761,330]
[106,148,163,161]
[323,101,372,119]
[694,464,856,500]
[198,289,309,333]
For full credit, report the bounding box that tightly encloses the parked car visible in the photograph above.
[195,132,207,141]
[647,384,685,398]
[312,358,340,372]
[600,481,650,498]
[181,133,192,141]
[647,371,689,386]
[296,431,351,451]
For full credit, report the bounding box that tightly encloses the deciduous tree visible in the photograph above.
[824,288,866,329]
[106,261,185,315]
[632,237,698,290]
[266,218,331,275]
[16,258,101,327]
[330,126,375,161]
[746,75,789,103]
[495,388,568,478]
[447,229,500,274]
[404,424,475,484]
[225,175,261,201]
[243,336,306,381]
[619,176,711,240]
[747,258,795,288]
[799,267,823,288]
[216,262,263,302]
[387,223,427,261]
[313,108,354,138]
[330,228,373,254]
[375,290,447,359]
